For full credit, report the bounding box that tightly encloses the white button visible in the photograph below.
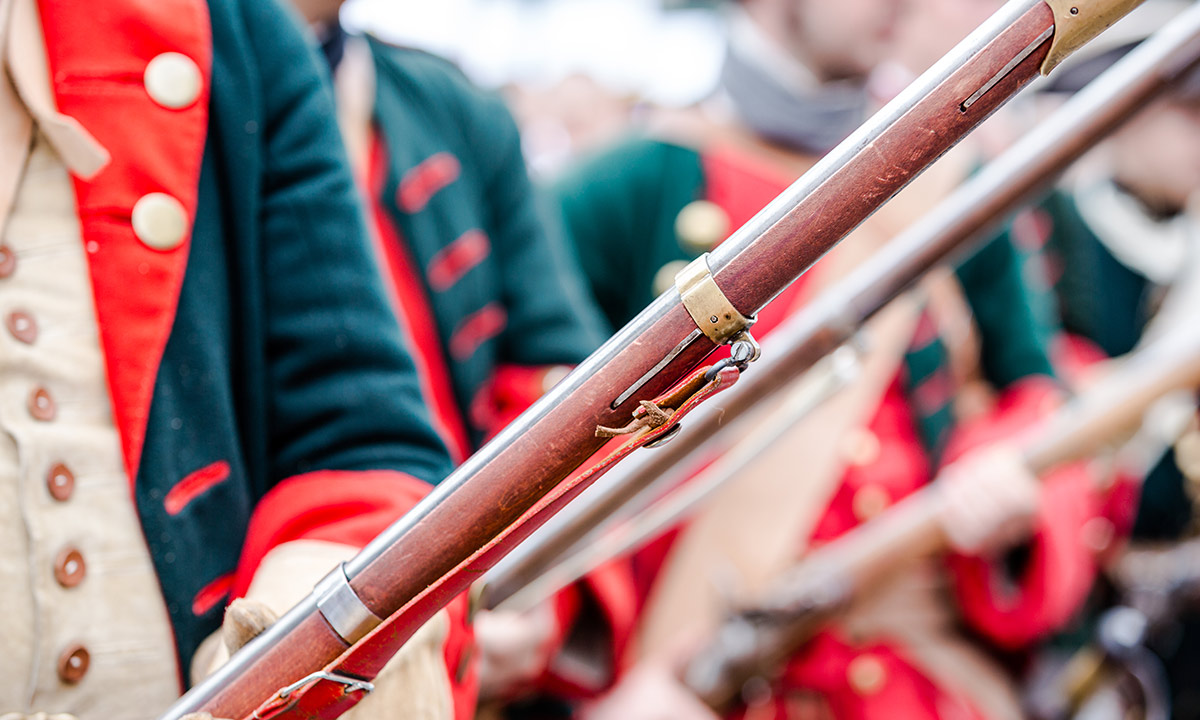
[675,200,730,253]
[541,365,572,394]
[132,193,188,250]
[144,52,202,109]
[652,259,690,297]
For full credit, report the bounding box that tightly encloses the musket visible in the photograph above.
[1027,536,1200,720]
[1027,396,1200,718]
[160,2,1147,718]
[681,308,1200,710]
[482,2,1200,614]
[1026,536,1200,719]
[1026,604,1171,720]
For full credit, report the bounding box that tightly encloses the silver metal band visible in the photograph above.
[314,563,383,644]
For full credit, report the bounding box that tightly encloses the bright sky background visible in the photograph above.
[341,0,726,105]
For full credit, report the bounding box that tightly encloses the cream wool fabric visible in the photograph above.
[0,133,181,718]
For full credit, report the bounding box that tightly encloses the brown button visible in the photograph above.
[6,310,37,344]
[852,484,890,522]
[47,463,76,502]
[0,245,14,278]
[847,654,887,696]
[54,547,86,587]
[29,387,56,421]
[840,428,881,468]
[56,644,90,684]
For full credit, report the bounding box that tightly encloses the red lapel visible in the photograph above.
[701,144,807,337]
[37,0,212,481]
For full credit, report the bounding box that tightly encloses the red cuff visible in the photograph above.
[939,374,1100,649]
[948,464,1098,648]
[1052,332,1110,384]
[231,469,432,599]
[1098,471,1141,546]
[763,631,984,720]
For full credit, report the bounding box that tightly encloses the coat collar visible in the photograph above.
[37,0,212,480]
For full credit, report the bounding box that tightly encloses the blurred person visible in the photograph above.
[552,0,907,334]
[0,0,480,717]
[504,75,638,179]
[992,0,1200,538]
[284,1,641,718]
[543,0,1116,718]
[988,6,1200,713]
[882,0,1006,89]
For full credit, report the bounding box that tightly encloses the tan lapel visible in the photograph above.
[0,0,31,236]
[5,0,108,173]
[0,0,109,238]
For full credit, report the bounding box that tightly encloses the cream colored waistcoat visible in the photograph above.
[0,130,181,720]
[0,1,179,715]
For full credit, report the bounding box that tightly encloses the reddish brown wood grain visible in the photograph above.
[205,613,347,718]
[715,3,1055,315]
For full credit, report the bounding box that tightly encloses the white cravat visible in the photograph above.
[0,0,109,237]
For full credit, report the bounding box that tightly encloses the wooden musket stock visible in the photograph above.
[159,2,1148,718]
[484,1,1200,613]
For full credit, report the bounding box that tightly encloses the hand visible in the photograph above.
[474,604,557,700]
[937,445,1039,555]
[194,540,456,720]
[577,663,719,720]
[192,597,279,680]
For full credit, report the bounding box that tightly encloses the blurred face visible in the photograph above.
[891,0,1004,74]
[1111,96,1200,214]
[753,0,906,80]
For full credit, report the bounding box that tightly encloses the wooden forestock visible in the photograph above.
[483,0,1200,612]
[683,311,1200,710]
[159,3,1134,718]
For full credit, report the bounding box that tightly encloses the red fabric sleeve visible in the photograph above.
[948,465,1098,649]
[231,469,433,598]
[477,364,569,442]
[941,376,1102,649]
[743,631,987,720]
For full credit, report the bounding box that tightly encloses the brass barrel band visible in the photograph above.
[675,253,755,346]
[1042,0,1147,74]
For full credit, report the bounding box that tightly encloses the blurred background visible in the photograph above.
[342,0,726,174]
[342,0,724,103]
